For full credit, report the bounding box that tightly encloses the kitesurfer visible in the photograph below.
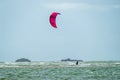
[76,61,78,65]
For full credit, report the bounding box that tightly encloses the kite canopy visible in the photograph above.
[49,12,60,28]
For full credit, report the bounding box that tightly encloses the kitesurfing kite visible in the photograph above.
[49,12,60,28]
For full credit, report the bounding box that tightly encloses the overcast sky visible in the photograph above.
[0,0,120,62]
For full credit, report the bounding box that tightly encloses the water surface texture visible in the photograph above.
[0,61,120,80]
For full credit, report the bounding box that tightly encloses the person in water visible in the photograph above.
[76,61,78,65]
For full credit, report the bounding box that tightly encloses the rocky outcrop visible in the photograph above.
[61,58,83,62]
[15,58,31,62]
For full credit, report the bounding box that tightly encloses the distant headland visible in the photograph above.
[15,58,31,62]
[61,58,83,62]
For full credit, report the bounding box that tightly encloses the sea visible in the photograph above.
[0,61,120,80]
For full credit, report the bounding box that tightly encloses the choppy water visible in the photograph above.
[0,61,120,80]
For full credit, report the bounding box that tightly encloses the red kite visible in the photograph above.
[49,12,60,28]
